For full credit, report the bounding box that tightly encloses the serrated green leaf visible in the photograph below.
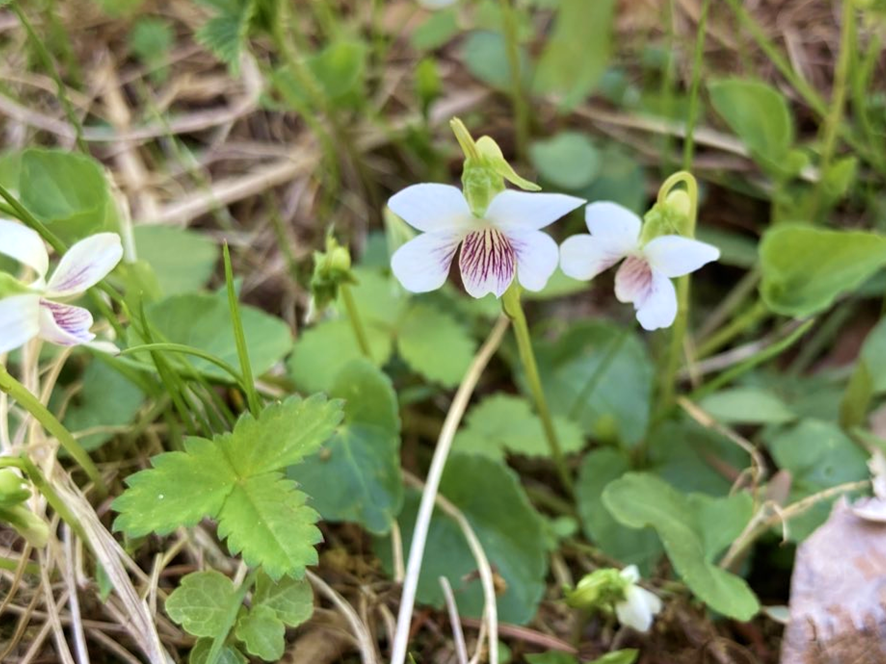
[218,474,321,580]
[378,454,547,624]
[129,291,293,381]
[453,394,584,460]
[235,605,284,660]
[533,0,615,108]
[165,571,238,638]
[190,638,248,664]
[760,226,886,317]
[253,571,313,627]
[113,437,238,536]
[603,473,759,620]
[397,304,477,387]
[196,0,256,68]
[290,360,402,535]
[133,225,218,296]
[219,393,344,477]
[576,448,662,573]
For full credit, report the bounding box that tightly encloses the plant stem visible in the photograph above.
[807,0,854,219]
[681,0,711,170]
[206,567,258,664]
[499,0,529,156]
[340,284,372,359]
[390,317,509,664]
[223,243,262,417]
[696,300,768,359]
[0,366,105,497]
[503,286,574,495]
[656,172,699,412]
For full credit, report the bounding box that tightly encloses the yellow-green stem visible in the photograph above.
[503,286,573,495]
[0,365,106,498]
[656,172,699,413]
[340,284,372,359]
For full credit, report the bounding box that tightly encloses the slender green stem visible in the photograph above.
[12,2,86,153]
[503,286,573,495]
[696,300,768,359]
[681,0,711,170]
[340,284,372,359]
[499,0,529,156]
[656,172,699,412]
[120,343,245,387]
[0,366,106,497]
[207,568,259,664]
[690,319,815,401]
[0,456,89,542]
[807,0,854,219]
[223,244,262,417]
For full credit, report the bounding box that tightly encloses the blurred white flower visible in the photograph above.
[0,219,123,354]
[615,565,662,633]
[389,184,584,298]
[560,202,719,331]
[418,0,457,8]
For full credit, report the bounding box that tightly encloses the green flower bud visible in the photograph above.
[564,568,629,611]
[0,470,30,507]
[1,504,49,548]
[310,236,356,312]
[640,191,693,244]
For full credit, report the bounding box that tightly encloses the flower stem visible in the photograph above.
[0,365,106,498]
[656,172,698,414]
[502,286,574,496]
[340,284,372,359]
[498,0,529,157]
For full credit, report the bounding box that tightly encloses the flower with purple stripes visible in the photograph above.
[389,184,585,298]
[560,202,720,330]
[0,219,123,354]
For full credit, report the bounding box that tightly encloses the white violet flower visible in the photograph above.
[389,184,584,298]
[0,219,123,354]
[560,202,720,331]
[615,565,662,633]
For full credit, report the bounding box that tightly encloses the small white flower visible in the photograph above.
[0,219,123,354]
[614,565,662,633]
[418,0,457,8]
[389,184,584,298]
[560,202,720,331]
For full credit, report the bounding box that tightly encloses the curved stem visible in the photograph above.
[390,317,509,664]
[498,0,529,156]
[120,343,245,386]
[503,287,573,495]
[340,284,372,359]
[0,366,106,497]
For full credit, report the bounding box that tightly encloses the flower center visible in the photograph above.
[460,227,516,284]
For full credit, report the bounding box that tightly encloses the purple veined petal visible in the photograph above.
[509,230,559,292]
[0,219,49,281]
[635,270,678,331]
[391,231,463,293]
[643,235,720,278]
[584,202,642,256]
[458,227,517,298]
[38,300,96,347]
[0,295,41,354]
[484,190,586,232]
[388,184,475,233]
[614,255,653,304]
[559,233,627,281]
[45,233,123,298]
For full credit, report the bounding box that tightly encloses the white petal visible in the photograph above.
[0,219,49,280]
[391,232,462,293]
[419,0,457,7]
[643,235,720,278]
[559,234,627,281]
[635,271,678,331]
[38,301,96,346]
[616,586,662,632]
[620,565,641,584]
[585,201,642,246]
[485,190,585,232]
[45,233,123,297]
[458,227,516,298]
[614,255,653,304]
[388,184,474,233]
[0,295,41,354]
[511,230,559,292]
